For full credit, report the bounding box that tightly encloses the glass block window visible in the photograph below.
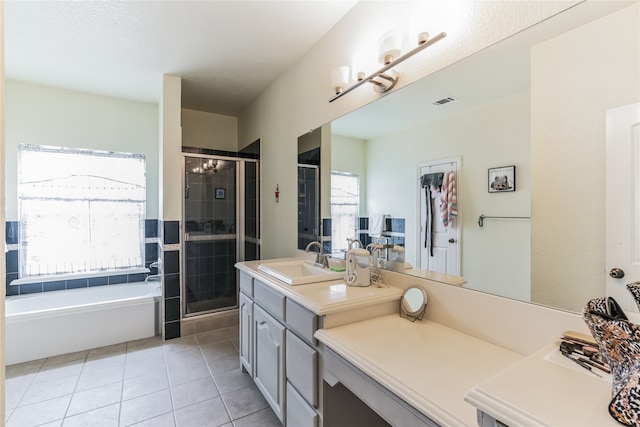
[331,171,359,253]
[18,144,146,277]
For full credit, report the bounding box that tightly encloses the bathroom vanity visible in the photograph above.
[235,259,620,426]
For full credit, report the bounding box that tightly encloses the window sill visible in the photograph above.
[10,267,150,286]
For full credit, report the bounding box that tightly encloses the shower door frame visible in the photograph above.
[181,153,260,318]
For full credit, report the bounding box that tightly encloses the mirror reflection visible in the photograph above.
[308,2,639,313]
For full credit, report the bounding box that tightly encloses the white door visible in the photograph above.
[417,157,461,275]
[606,103,640,313]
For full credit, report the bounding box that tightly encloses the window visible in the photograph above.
[18,144,146,278]
[331,172,359,253]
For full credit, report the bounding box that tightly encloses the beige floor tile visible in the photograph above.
[124,353,167,380]
[164,345,204,368]
[67,381,123,417]
[212,369,253,395]
[130,412,176,427]
[195,330,228,346]
[221,384,269,421]
[62,403,120,427]
[170,376,220,410]
[122,370,169,401]
[200,341,237,361]
[33,359,84,384]
[174,397,230,427]
[232,407,281,427]
[205,352,240,374]
[18,374,77,406]
[5,395,70,427]
[119,388,173,426]
[167,359,211,387]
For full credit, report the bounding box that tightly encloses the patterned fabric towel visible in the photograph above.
[440,171,458,227]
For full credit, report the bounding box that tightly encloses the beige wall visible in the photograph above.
[238,1,577,259]
[4,80,160,220]
[366,92,531,301]
[1,0,6,415]
[181,108,237,151]
[531,3,640,312]
[160,75,183,222]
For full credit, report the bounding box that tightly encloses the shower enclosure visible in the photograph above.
[183,155,259,317]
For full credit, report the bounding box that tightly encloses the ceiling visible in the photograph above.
[5,0,357,116]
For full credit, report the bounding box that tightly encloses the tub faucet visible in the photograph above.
[305,241,328,268]
[145,274,162,283]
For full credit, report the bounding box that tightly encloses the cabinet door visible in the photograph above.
[254,305,286,422]
[239,292,253,375]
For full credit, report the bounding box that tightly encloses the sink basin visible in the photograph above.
[257,260,345,285]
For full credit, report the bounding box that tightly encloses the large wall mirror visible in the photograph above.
[305,1,639,314]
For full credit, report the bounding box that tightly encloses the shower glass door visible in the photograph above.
[183,155,258,317]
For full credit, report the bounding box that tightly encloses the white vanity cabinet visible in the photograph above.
[239,271,320,426]
[239,271,255,374]
[254,304,286,421]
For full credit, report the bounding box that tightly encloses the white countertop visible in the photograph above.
[465,342,618,426]
[315,314,523,426]
[235,259,404,315]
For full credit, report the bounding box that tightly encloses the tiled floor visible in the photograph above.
[4,326,281,427]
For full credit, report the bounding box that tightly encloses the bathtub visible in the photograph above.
[5,282,162,365]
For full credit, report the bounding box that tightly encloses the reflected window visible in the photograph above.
[18,144,146,277]
[331,172,359,253]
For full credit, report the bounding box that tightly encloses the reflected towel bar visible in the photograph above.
[477,214,531,227]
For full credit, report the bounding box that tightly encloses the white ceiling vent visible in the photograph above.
[433,96,457,106]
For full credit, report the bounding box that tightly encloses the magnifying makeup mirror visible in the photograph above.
[400,286,427,322]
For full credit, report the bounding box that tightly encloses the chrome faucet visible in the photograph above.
[145,274,162,283]
[305,241,328,268]
[347,238,363,250]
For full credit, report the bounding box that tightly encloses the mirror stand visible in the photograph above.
[399,286,427,322]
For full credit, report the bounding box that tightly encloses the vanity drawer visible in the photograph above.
[286,381,318,427]
[254,279,285,322]
[285,298,318,344]
[239,271,253,297]
[286,330,318,407]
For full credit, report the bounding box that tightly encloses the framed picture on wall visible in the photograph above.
[215,188,226,199]
[488,166,516,193]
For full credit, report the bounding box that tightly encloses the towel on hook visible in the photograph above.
[369,214,385,237]
[440,171,458,228]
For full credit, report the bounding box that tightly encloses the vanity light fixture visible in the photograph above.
[329,31,447,102]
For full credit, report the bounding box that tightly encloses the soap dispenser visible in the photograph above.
[345,248,371,287]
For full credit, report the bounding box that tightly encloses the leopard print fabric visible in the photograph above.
[627,282,640,311]
[583,298,640,426]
